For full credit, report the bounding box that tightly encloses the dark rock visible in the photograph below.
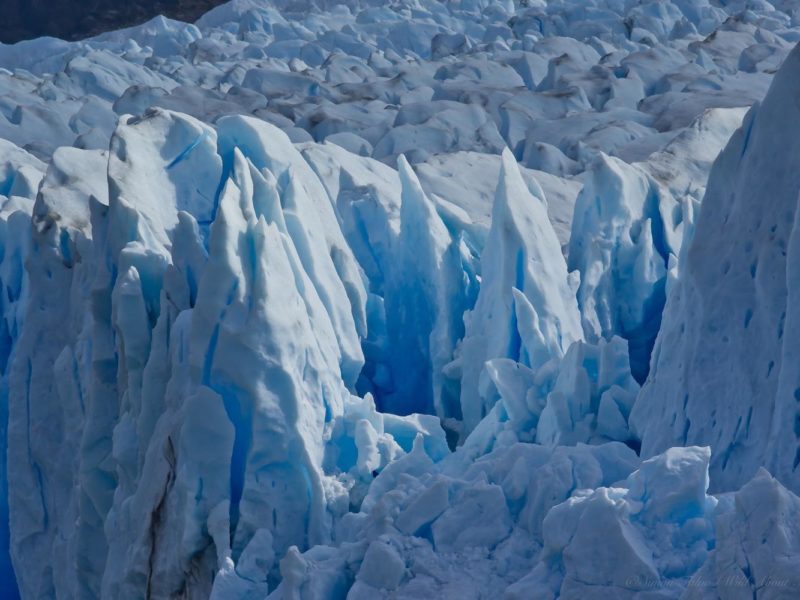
[0,0,228,44]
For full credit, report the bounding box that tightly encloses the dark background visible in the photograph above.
[0,0,228,44]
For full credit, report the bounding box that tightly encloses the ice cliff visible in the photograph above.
[634,42,800,494]
[1,0,800,599]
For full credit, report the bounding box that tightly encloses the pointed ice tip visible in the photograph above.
[397,152,429,210]
[363,392,377,412]
[231,146,247,169]
[510,286,527,306]
[499,147,517,179]
[498,147,547,207]
[230,146,251,188]
[255,213,269,232]
[397,153,416,186]
[411,433,426,455]
[752,467,775,482]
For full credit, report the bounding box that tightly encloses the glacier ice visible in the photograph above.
[634,42,800,494]
[682,468,800,600]
[1,0,800,598]
[568,153,675,382]
[509,446,717,599]
[382,155,473,418]
[4,105,449,598]
[457,149,582,435]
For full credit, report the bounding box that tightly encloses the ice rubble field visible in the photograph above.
[3,0,800,598]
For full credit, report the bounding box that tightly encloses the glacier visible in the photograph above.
[1,0,800,598]
[634,41,800,494]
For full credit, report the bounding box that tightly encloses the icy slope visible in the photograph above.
[2,0,800,599]
[634,42,800,494]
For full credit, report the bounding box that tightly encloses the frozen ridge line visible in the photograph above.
[1,0,800,598]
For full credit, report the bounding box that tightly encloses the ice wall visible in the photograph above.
[2,108,447,599]
[634,43,800,494]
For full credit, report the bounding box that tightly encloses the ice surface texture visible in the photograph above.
[1,0,800,599]
[635,42,800,494]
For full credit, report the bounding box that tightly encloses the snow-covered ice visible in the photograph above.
[1,0,800,598]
